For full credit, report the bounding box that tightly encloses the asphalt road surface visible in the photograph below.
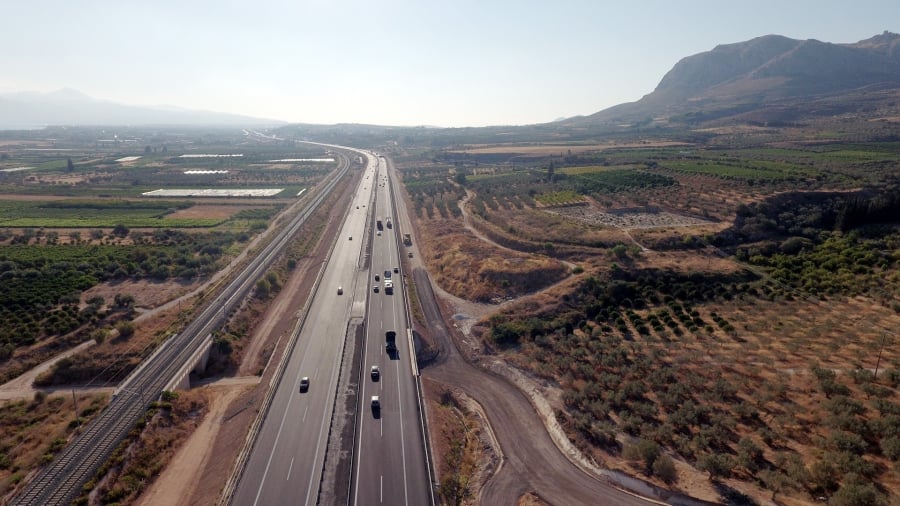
[350,166,432,505]
[233,154,378,505]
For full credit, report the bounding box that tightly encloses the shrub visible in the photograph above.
[880,436,900,461]
[115,321,135,339]
[652,454,677,483]
[830,473,886,506]
[698,453,734,479]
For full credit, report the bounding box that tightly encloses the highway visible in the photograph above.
[233,149,433,506]
[232,152,378,505]
[12,150,353,506]
[350,165,432,505]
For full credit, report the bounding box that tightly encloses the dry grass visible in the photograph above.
[449,141,691,156]
[80,389,208,505]
[420,219,568,303]
[0,392,109,502]
[424,379,491,506]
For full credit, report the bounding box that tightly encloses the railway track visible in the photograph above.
[12,151,354,506]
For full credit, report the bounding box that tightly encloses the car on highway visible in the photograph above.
[371,396,380,411]
[370,365,380,381]
[377,230,381,236]
[408,251,413,258]
[349,236,352,240]
[384,270,391,279]
[299,377,310,392]
[375,274,380,281]
[337,286,343,295]
[373,285,379,293]
[393,267,398,273]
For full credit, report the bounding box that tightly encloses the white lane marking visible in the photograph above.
[253,378,298,505]
[286,458,294,480]
[303,405,308,422]
[305,328,347,506]
[380,474,384,503]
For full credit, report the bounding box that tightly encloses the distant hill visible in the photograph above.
[575,31,900,127]
[0,89,285,129]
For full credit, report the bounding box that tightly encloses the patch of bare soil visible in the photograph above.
[450,141,691,156]
[85,389,209,505]
[81,279,201,311]
[166,205,262,220]
[423,378,499,506]
[419,218,568,303]
[137,384,249,506]
[516,491,551,506]
[546,205,712,229]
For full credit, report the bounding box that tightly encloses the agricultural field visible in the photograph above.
[399,133,900,504]
[0,127,340,387]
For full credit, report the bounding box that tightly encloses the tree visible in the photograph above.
[112,223,129,237]
[652,454,677,483]
[115,321,135,339]
[698,454,734,480]
[831,473,886,506]
[255,278,271,299]
[66,158,74,172]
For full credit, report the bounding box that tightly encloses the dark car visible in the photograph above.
[299,377,310,392]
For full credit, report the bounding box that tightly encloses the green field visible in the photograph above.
[0,200,224,228]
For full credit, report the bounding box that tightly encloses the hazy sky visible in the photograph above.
[2,1,896,127]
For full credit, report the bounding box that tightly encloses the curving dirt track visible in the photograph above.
[414,267,652,506]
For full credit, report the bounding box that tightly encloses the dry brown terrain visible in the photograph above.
[449,141,691,157]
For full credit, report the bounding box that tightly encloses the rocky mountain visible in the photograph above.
[0,89,284,129]
[578,31,900,127]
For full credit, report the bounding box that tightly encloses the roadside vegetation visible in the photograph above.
[72,390,208,506]
[0,392,108,501]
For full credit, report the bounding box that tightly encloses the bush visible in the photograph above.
[880,436,900,461]
[115,321,135,339]
[830,473,886,506]
[652,454,677,483]
[698,453,734,479]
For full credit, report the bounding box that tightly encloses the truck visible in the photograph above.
[385,330,397,353]
[376,218,383,231]
[403,233,411,246]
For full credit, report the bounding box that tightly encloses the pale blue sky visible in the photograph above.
[2,1,896,126]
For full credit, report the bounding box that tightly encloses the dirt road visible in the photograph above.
[414,267,652,506]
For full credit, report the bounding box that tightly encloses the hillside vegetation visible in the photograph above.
[400,127,900,504]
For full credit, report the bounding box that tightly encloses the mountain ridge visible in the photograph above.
[577,31,900,127]
[0,89,285,129]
